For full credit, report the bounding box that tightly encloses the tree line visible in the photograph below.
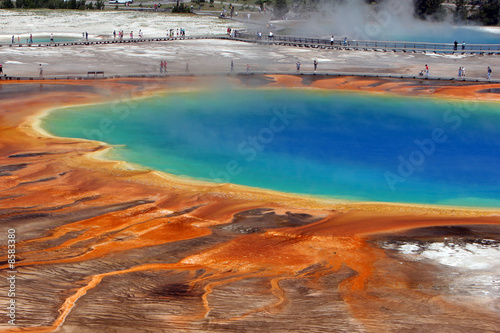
[1,0,104,9]
[415,0,500,25]
[1,0,499,26]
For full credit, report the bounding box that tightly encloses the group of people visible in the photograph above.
[168,28,186,37]
[164,58,491,78]
[227,27,238,38]
[11,34,34,44]
[113,30,124,40]
[453,40,466,51]
[229,62,252,72]
[160,60,167,73]
[229,61,251,72]
[159,61,191,74]
[220,8,238,18]
[458,66,494,79]
[112,29,149,40]
[458,66,466,78]
[127,30,142,39]
[329,36,348,46]
[295,60,319,73]
[418,64,493,80]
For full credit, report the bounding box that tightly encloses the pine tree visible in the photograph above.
[414,0,445,20]
[1,0,14,8]
[477,0,500,25]
[454,0,468,22]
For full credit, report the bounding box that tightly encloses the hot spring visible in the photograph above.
[41,89,500,208]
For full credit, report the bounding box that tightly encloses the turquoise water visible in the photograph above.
[3,37,81,44]
[351,25,500,44]
[393,26,500,44]
[42,89,500,208]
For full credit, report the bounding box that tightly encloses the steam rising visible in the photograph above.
[272,0,500,43]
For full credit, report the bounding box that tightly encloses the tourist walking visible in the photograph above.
[85,32,88,41]
[296,61,301,72]
[331,36,334,46]
[185,63,189,73]
[313,59,318,73]
[113,30,116,40]
[11,35,14,44]
[0,63,3,75]
[160,60,163,73]
[246,64,250,72]
[130,31,133,39]
[488,66,492,79]
[458,66,462,77]
[461,66,466,77]
[39,64,43,77]
[462,41,465,50]
[164,60,167,73]
[425,64,429,77]
[343,37,347,46]
[29,34,33,44]
[50,33,54,43]
[231,60,234,72]
[454,40,458,51]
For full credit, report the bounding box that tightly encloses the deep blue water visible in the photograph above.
[42,89,500,207]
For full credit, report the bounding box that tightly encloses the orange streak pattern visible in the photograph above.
[1,77,499,332]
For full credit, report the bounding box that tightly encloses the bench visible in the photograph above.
[87,71,104,77]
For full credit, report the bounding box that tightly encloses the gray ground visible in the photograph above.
[1,38,499,80]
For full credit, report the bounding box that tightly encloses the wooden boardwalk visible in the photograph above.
[2,34,500,55]
[1,72,499,84]
[0,36,211,48]
[234,34,500,55]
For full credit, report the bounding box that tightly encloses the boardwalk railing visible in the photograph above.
[2,32,500,53]
[1,72,499,84]
[0,35,213,48]
[236,32,500,52]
